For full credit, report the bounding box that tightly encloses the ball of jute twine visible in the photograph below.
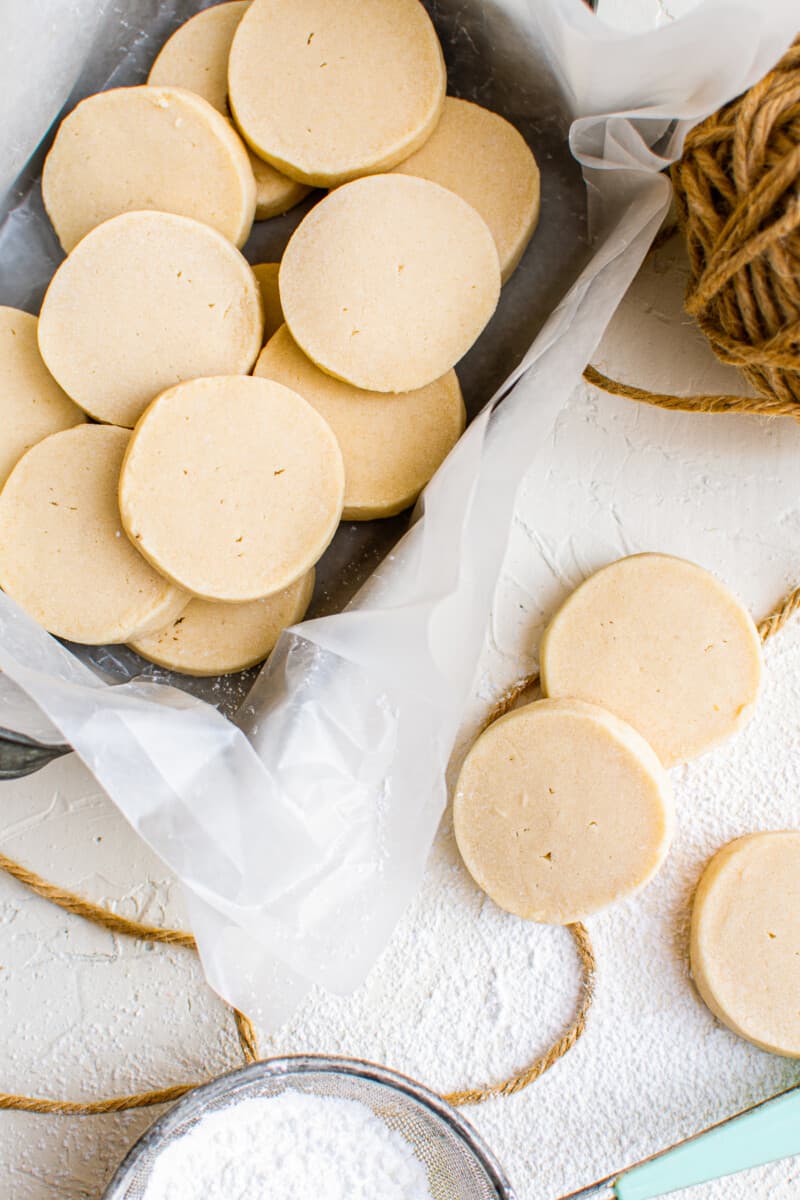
[1,594,798,1117]
[586,36,800,419]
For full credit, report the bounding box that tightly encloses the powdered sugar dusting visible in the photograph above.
[142,1091,434,1200]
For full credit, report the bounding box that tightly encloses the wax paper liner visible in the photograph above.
[0,0,795,1025]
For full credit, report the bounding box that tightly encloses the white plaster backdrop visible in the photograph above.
[3,0,800,1193]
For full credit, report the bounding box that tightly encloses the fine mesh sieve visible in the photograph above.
[103,1055,516,1200]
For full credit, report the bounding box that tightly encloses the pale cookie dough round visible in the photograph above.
[148,3,311,220]
[391,98,540,283]
[539,553,762,768]
[149,1,251,116]
[0,306,85,487]
[119,375,344,602]
[691,832,800,1057]
[280,175,500,393]
[131,569,314,676]
[228,0,446,187]
[454,698,674,925]
[42,85,256,251]
[0,425,187,645]
[250,151,312,221]
[252,264,284,342]
[38,211,263,429]
[255,325,465,518]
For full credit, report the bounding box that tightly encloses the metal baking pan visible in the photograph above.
[0,0,591,780]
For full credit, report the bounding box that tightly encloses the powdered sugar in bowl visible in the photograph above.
[103,1055,515,1200]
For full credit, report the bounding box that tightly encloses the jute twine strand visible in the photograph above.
[584,37,800,418]
[0,586,795,1116]
[445,672,595,1107]
[757,585,800,642]
[0,848,259,1114]
[443,923,595,1107]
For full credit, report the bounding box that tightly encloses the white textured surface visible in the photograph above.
[2,246,800,1200]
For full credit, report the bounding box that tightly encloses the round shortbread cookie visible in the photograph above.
[252,263,284,342]
[148,3,311,220]
[38,211,263,429]
[228,0,446,187]
[250,155,311,221]
[130,569,314,676]
[42,85,256,251]
[150,1,250,115]
[539,554,762,767]
[454,698,674,925]
[0,306,85,488]
[119,375,344,602]
[391,97,541,283]
[691,832,800,1057]
[255,325,465,518]
[0,425,187,645]
[280,175,500,392]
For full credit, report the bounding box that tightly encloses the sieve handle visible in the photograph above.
[558,1083,800,1200]
[614,1083,800,1199]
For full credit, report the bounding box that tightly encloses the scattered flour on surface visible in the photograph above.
[142,1090,435,1200]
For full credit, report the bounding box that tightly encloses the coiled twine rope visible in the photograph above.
[3,39,800,1122]
[587,35,800,419]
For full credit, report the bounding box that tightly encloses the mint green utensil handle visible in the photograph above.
[616,1083,800,1200]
